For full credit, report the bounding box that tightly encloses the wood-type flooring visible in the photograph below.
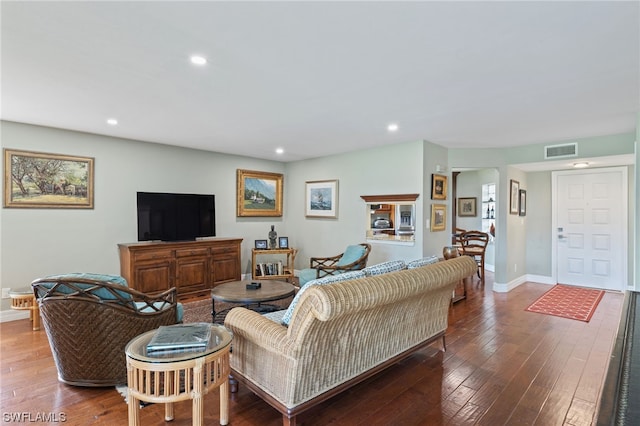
[0,271,624,425]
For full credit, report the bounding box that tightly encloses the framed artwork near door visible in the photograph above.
[509,179,520,214]
[519,189,527,216]
[430,204,446,231]
[457,197,477,217]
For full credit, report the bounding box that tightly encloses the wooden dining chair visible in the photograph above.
[459,230,490,286]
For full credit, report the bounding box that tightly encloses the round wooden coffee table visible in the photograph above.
[210,280,296,323]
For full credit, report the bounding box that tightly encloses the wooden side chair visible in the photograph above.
[298,243,372,286]
[459,231,490,286]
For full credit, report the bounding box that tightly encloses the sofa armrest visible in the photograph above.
[224,307,294,357]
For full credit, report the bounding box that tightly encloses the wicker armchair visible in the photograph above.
[298,243,371,286]
[32,274,180,387]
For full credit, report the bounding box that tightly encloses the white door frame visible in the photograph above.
[551,166,628,290]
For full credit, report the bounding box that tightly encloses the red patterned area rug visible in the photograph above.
[525,284,605,322]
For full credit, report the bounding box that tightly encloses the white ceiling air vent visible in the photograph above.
[544,143,578,159]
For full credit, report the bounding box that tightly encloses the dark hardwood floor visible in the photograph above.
[0,272,624,425]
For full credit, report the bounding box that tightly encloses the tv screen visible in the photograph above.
[137,192,215,242]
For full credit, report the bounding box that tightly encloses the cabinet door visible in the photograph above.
[212,257,240,284]
[175,256,209,294]
[133,260,173,294]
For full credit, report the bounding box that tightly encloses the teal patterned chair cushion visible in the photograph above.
[407,255,440,269]
[362,260,407,277]
[281,270,365,326]
[37,273,130,301]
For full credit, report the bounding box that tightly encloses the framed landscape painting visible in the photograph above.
[4,149,94,209]
[305,179,338,218]
[236,169,283,217]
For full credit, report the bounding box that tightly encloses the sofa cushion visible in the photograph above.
[362,260,406,277]
[298,268,321,286]
[263,309,287,324]
[407,255,440,269]
[281,270,365,326]
[336,244,367,267]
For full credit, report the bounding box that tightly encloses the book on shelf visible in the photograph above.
[146,323,211,355]
[255,261,284,277]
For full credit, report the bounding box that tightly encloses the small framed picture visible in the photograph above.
[519,189,527,216]
[431,174,447,200]
[278,236,289,249]
[430,204,447,232]
[255,239,268,249]
[510,179,520,214]
[457,197,477,217]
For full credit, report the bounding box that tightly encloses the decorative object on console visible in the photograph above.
[268,225,277,249]
[457,197,477,217]
[305,179,338,218]
[431,174,447,200]
[4,148,94,209]
[236,169,283,217]
[430,204,446,231]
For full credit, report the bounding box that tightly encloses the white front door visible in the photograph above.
[553,167,627,291]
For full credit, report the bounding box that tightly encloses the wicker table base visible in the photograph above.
[10,289,40,331]
[125,324,232,426]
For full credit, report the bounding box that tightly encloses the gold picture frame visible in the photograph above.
[236,169,283,217]
[430,204,447,231]
[4,149,94,209]
[431,174,447,200]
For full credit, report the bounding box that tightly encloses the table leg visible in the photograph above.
[128,393,140,426]
[165,402,174,421]
[193,359,204,426]
[211,299,216,323]
[219,379,229,425]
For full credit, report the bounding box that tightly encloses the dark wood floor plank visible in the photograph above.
[0,272,623,425]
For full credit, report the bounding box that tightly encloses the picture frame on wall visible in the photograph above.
[457,197,477,217]
[519,189,527,216]
[431,174,447,200]
[430,204,447,231]
[510,179,520,214]
[278,236,289,249]
[305,179,338,218]
[237,169,283,217]
[3,148,94,209]
[255,239,268,249]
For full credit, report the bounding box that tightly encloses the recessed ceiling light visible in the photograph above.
[190,55,207,66]
[106,118,118,126]
[275,148,284,155]
[573,162,589,168]
[387,123,399,132]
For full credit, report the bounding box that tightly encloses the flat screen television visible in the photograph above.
[137,192,215,242]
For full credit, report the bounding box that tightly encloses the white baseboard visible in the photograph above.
[0,309,29,323]
[493,274,555,293]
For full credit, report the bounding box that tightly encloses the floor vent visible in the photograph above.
[545,143,578,159]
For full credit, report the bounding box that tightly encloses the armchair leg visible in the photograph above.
[229,375,238,393]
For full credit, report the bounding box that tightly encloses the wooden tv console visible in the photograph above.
[118,238,242,300]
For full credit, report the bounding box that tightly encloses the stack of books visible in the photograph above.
[255,260,284,277]
[146,323,211,357]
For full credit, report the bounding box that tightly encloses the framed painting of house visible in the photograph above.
[4,148,94,209]
[237,169,283,217]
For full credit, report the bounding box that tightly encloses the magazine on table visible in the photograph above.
[146,323,211,355]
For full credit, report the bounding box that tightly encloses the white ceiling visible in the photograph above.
[1,1,638,163]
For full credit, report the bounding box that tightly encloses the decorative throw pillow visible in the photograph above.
[407,255,439,269]
[362,260,407,277]
[281,270,365,326]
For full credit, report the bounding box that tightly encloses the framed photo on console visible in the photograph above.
[255,240,268,249]
[278,237,289,249]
